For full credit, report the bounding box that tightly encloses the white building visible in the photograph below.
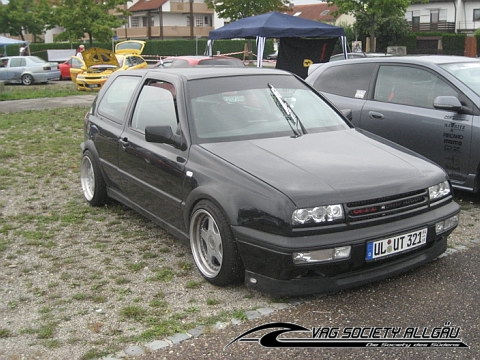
[406,0,480,34]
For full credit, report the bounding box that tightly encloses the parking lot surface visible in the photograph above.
[140,243,479,360]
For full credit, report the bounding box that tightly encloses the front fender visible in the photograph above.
[183,174,294,236]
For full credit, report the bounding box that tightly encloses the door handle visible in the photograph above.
[119,137,129,148]
[369,111,384,120]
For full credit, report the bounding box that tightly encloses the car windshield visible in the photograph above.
[440,62,480,96]
[188,74,349,143]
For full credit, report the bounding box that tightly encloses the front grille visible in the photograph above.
[345,189,429,222]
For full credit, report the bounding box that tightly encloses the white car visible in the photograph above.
[0,56,60,85]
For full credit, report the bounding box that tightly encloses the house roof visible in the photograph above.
[128,0,168,12]
[285,4,339,23]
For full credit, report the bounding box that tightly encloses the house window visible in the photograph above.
[474,9,480,22]
[195,16,204,27]
[131,17,139,27]
[431,9,439,24]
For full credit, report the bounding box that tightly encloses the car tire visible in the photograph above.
[21,74,33,86]
[189,200,244,286]
[80,150,107,206]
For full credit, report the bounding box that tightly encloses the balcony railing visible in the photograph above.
[408,21,455,33]
[115,25,214,39]
[169,1,213,14]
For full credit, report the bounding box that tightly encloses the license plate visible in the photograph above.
[366,228,427,261]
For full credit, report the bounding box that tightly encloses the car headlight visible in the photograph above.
[292,204,344,226]
[428,181,451,202]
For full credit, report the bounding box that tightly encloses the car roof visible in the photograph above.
[323,55,479,66]
[120,67,291,81]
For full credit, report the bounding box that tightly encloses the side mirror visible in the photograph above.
[433,96,462,112]
[145,126,186,150]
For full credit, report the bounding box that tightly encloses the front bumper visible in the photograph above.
[76,78,106,91]
[233,201,460,297]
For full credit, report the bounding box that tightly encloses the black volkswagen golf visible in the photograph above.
[80,67,460,296]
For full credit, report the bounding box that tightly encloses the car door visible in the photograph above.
[359,64,473,184]
[92,75,142,189]
[117,79,187,231]
[69,56,85,83]
[0,58,10,80]
[0,58,20,81]
[8,57,26,81]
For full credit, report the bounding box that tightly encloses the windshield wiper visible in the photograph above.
[268,83,307,137]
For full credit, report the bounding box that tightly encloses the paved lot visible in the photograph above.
[139,244,479,360]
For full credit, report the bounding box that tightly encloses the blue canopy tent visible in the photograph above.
[0,36,28,56]
[208,12,347,78]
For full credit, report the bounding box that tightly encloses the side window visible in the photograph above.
[374,65,458,108]
[131,81,178,133]
[97,75,141,123]
[10,58,25,67]
[313,63,376,99]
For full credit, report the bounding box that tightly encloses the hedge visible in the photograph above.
[0,34,470,61]
[1,38,276,62]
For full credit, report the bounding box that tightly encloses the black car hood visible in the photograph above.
[200,129,446,207]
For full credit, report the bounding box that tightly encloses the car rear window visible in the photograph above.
[313,63,376,99]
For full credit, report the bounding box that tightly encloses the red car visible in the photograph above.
[58,56,84,80]
[154,55,244,68]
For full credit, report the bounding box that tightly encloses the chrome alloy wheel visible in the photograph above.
[80,155,95,201]
[190,209,223,278]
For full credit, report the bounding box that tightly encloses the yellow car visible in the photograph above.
[72,40,147,91]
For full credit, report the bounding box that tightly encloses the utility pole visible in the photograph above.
[190,0,194,39]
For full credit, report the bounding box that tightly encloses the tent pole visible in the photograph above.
[256,36,265,67]
[341,36,348,59]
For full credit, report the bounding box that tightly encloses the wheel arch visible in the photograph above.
[81,140,110,186]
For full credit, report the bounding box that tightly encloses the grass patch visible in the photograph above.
[0,328,13,338]
[120,305,148,322]
[0,82,87,101]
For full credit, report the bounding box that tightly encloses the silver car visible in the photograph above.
[0,56,61,85]
[306,55,480,193]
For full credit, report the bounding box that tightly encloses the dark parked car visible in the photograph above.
[80,67,459,296]
[306,55,480,193]
[0,55,60,85]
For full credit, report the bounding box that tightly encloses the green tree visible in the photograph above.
[206,0,292,21]
[328,0,412,52]
[0,0,54,41]
[54,0,128,45]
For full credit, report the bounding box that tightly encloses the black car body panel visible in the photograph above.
[81,67,460,296]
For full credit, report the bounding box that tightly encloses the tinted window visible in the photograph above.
[97,75,141,123]
[374,65,458,108]
[313,63,376,99]
[131,81,178,132]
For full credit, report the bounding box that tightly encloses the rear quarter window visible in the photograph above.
[97,75,141,124]
[313,63,376,99]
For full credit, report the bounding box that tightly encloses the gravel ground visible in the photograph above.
[0,97,479,360]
